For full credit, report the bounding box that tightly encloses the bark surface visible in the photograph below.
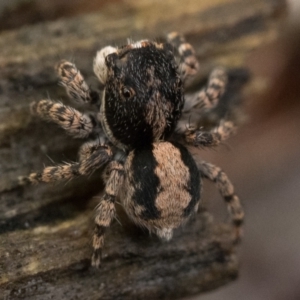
[0,0,285,299]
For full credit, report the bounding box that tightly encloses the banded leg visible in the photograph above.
[185,120,236,147]
[197,161,244,241]
[31,100,99,138]
[175,67,228,134]
[19,141,113,185]
[78,136,108,161]
[188,67,228,111]
[167,32,199,82]
[92,161,124,268]
[56,60,99,105]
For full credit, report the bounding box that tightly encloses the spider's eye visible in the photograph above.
[121,86,135,99]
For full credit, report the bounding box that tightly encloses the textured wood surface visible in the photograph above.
[0,0,285,299]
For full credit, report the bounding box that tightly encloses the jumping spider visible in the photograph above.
[19,32,244,268]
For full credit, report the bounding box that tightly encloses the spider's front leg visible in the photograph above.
[56,60,99,105]
[19,139,113,185]
[197,160,244,241]
[92,161,124,268]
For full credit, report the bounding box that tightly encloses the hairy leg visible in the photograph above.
[92,161,124,268]
[185,120,236,147]
[167,32,199,82]
[187,67,227,111]
[56,60,99,105]
[31,100,99,138]
[19,140,113,185]
[197,160,244,241]
[175,67,228,134]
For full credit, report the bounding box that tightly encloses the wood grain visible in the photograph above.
[0,0,286,299]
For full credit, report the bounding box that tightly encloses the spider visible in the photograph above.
[19,32,244,268]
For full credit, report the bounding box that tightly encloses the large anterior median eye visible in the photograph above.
[121,86,135,99]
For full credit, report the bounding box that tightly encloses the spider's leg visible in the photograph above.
[92,161,124,268]
[56,60,99,105]
[187,67,228,112]
[167,32,199,82]
[185,120,236,147]
[19,141,112,185]
[197,160,244,241]
[78,136,108,161]
[31,100,99,138]
[175,67,228,134]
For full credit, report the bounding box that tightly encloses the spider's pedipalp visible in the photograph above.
[92,161,124,268]
[167,32,199,82]
[19,142,113,185]
[56,60,99,105]
[93,46,117,86]
[197,161,244,241]
[31,100,98,139]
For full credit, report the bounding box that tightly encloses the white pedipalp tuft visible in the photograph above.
[93,46,117,85]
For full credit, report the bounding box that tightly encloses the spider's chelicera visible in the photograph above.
[20,33,244,268]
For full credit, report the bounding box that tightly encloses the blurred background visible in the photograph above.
[0,0,300,300]
[189,0,300,299]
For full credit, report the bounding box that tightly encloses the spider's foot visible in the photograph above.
[91,249,102,268]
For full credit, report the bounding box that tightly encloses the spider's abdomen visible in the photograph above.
[121,141,201,240]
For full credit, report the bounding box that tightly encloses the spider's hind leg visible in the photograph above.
[197,160,244,242]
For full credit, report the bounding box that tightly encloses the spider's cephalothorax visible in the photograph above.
[19,32,244,268]
[99,42,184,150]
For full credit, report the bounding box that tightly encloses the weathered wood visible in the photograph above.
[0,0,286,299]
[1,210,238,300]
